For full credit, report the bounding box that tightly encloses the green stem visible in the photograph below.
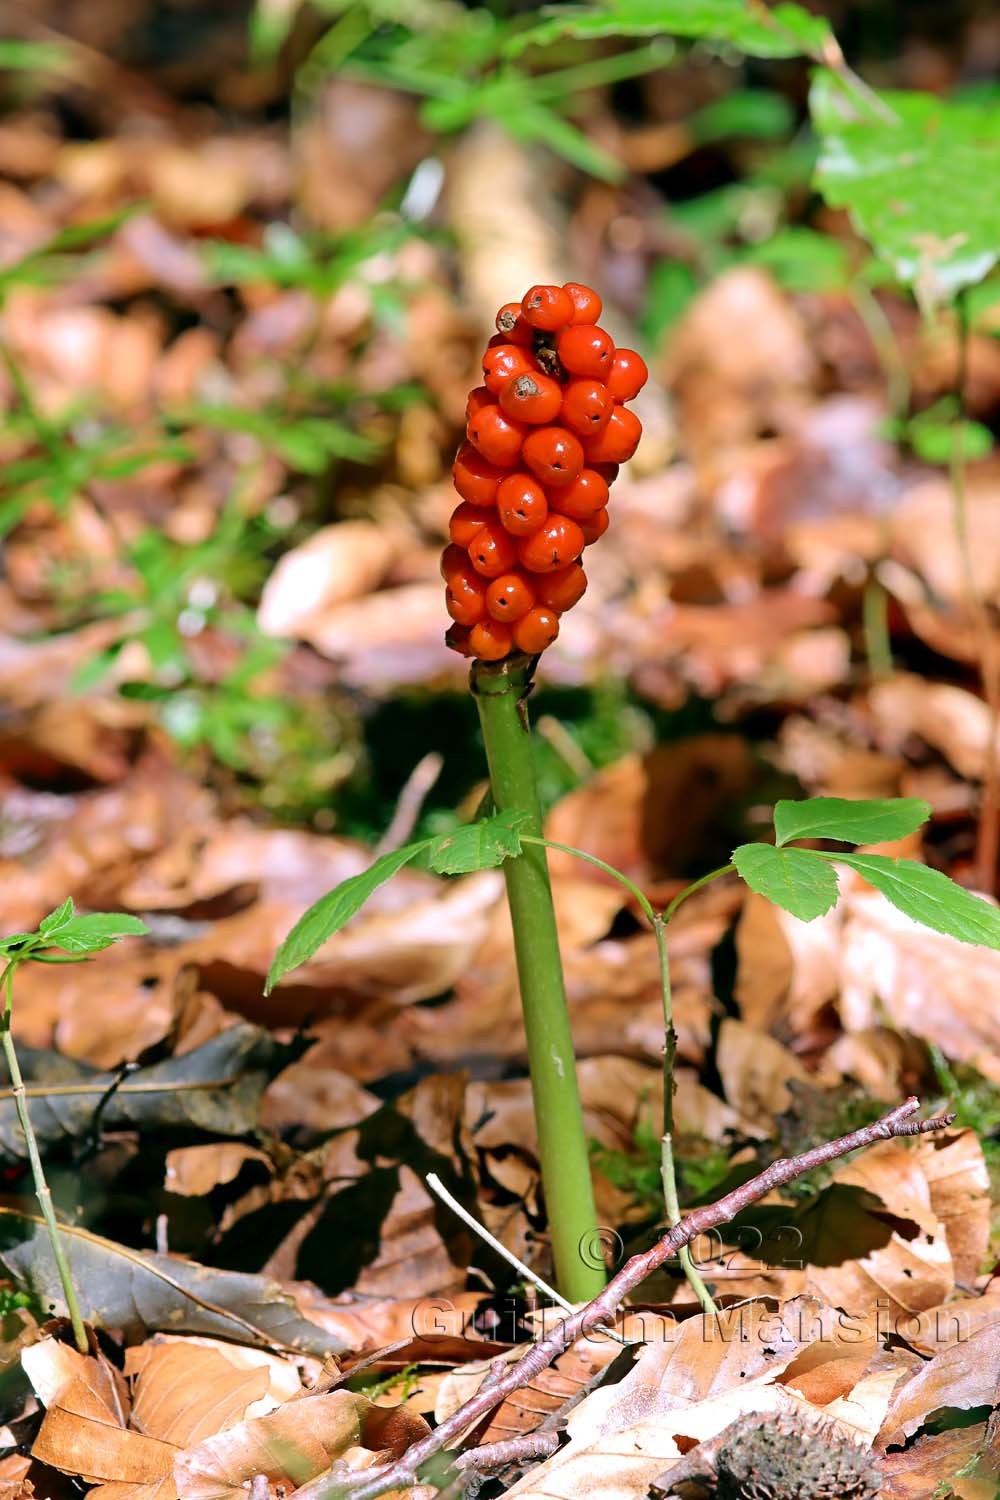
[862,575,893,681]
[0,963,87,1353]
[524,834,730,1312]
[472,657,604,1302]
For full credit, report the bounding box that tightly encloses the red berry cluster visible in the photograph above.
[443,283,647,661]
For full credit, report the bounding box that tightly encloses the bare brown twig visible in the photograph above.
[296,1097,954,1500]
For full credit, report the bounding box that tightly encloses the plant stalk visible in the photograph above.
[471,656,604,1301]
[0,963,88,1353]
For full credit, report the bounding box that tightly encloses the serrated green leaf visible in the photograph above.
[40,913,148,956]
[427,811,530,875]
[511,0,831,59]
[773,797,931,848]
[836,854,1000,950]
[266,842,427,993]
[811,71,1000,311]
[732,844,840,921]
[38,899,75,937]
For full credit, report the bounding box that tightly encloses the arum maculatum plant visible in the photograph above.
[269,286,1000,1308]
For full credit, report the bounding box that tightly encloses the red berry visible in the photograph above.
[551,468,609,519]
[470,618,513,661]
[562,283,603,325]
[466,385,494,422]
[580,507,609,544]
[441,542,470,581]
[535,562,587,612]
[592,461,620,485]
[452,443,503,506]
[468,518,519,578]
[583,406,642,464]
[497,472,548,535]
[483,344,538,395]
[486,571,536,622]
[560,378,613,437]
[522,427,584,487]
[500,372,563,425]
[445,567,488,626]
[449,501,489,547]
[495,303,534,346]
[521,284,574,332]
[514,607,560,654]
[518,515,585,573]
[445,623,474,656]
[606,348,648,403]
[556,324,614,379]
[467,404,526,467]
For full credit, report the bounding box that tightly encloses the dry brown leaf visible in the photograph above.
[715,1018,816,1127]
[173,1390,429,1499]
[165,1144,273,1198]
[868,674,1000,781]
[505,1300,860,1500]
[840,874,1000,1067]
[24,1340,173,1496]
[878,1323,1000,1448]
[258,522,401,640]
[891,468,1000,605]
[879,1423,998,1499]
[124,1343,271,1449]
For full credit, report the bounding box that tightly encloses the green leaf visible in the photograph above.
[907,400,994,465]
[773,796,931,848]
[732,844,840,921]
[427,811,530,875]
[836,854,1000,950]
[38,900,75,937]
[811,71,1000,311]
[38,912,148,956]
[745,227,850,293]
[0,40,69,73]
[512,0,831,59]
[266,842,427,993]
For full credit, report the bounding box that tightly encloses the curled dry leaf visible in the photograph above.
[257,521,401,641]
[173,1390,429,1500]
[877,1322,1000,1449]
[0,1213,345,1353]
[504,1299,869,1500]
[868,674,1000,781]
[840,873,1000,1066]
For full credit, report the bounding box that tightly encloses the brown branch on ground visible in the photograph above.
[455,1431,561,1472]
[296,1097,955,1500]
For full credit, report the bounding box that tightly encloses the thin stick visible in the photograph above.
[425,1173,629,1347]
[0,963,87,1353]
[949,294,1000,895]
[455,1432,560,1472]
[425,1172,572,1314]
[0,1077,234,1100]
[297,1097,953,1500]
[471,656,603,1303]
[375,752,444,856]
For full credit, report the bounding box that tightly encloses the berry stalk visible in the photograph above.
[472,654,604,1302]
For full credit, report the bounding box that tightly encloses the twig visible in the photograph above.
[294,1097,953,1500]
[425,1172,630,1346]
[0,962,88,1354]
[0,1077,235,1100]
[455,1431,560,1472]
[425,1172,571,1315]
[949,293,1000,895]
[375,752,444,857]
